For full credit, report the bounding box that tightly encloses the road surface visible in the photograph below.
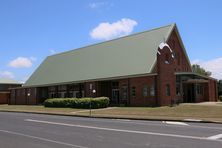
[0,112,222,148]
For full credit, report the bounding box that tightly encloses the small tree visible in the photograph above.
[192,64,212,76]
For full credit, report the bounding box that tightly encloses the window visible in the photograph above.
[48,86,56,92]
[196,84,203,95]
[176,83,180,95]
[58,85,67,91]
[131,86,136,97]
[150,85,155,96]
[165,54,170,64]
[172,52,177,59]
[58,93,62,98]
[143,86,148,97]
[69,92,73,98]
[122,85,128,100]
[64,93,68,98]
[112,82,119,88]
[49,93,55,98]
[82,90,85,97]
[166,84,170,96]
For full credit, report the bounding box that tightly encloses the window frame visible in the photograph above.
[150,85,155,96]
[166,84,171,96]
[131,86,136,97]
[142,85,148,97]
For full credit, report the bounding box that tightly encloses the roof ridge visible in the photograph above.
[48,23,175,58]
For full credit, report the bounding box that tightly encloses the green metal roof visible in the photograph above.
[0,78,22,84]
[24,24,175,87]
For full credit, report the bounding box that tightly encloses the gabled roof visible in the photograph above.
[0,78,22,85]
[24,24,175,87]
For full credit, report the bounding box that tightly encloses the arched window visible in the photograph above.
[165,54,170,64]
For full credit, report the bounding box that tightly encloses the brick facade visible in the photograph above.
[9,27,218,106]
[9,87,37,105]
[0,83,21,104]
[0,92,9,104]
[156,29,192,106]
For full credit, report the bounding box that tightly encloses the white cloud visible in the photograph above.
[50,49,56,55]
[90,18,138,40]
[89,2,113,9]
[192,57,222,80]
[89,2,101,9]
[30,56,37,61]
[8,57,35,68]
[0,71,14,79]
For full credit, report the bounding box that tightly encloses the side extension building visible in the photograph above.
[0,78,22,104]
[10,24,218,106]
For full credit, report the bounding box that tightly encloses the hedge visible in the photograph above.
[44,97,109,109]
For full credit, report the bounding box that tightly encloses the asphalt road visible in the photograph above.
[0,112,222,148]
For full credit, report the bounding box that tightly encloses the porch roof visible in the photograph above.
[182,79,209,84]
[175,72,217,81]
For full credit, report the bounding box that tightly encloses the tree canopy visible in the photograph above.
[192,64,211,76]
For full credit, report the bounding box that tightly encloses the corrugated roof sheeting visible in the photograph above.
[24,24,174,87]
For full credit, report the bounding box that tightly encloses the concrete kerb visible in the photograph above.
[0,110,222,125]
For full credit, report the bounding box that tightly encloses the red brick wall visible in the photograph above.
[13,88,26,104]
[167,30,192,73]
[27,88,37,104]
[208,79,218,101]
[195,92,205,102]
[0,92,9,104]
[196,81,218,103]
[83,76,157,106]
[156,28,192,106]
[129,76,157,106]
[9,89,16,104]
[9,87,37,105]
[84,82,97,97]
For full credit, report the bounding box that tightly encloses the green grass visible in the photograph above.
[77,104,222,122]
[0,105,84,115]
[0,104,222,122]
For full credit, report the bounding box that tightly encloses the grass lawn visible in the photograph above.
[0,104,84,115]
[79,104,222,122]
[0,103,222,122]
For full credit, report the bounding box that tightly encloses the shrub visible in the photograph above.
[219,96,222,102]
[44,97,109,109]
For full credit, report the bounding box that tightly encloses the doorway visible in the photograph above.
[183,84,195,103]
[111,89,119,104]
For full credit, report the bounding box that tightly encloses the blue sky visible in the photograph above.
[0,0,222,82]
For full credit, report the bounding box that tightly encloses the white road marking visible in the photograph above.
[0,129,88,148]
[114,119,131,122]
[25,119,222,142]
[207,134,222,140]
[162,121,189,126]
[184,119,203,122]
